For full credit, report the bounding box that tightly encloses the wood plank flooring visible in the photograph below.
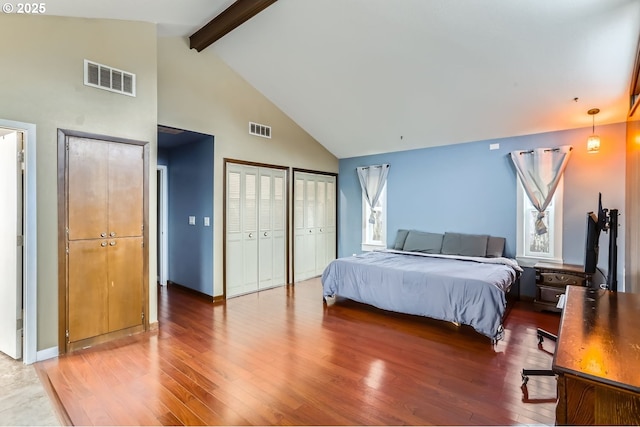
[36,278,561,425]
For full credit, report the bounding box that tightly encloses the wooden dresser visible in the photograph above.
[533,262,591,312]
[553,286,640,425]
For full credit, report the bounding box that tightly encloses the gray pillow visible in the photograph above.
[441,232,489,257]
[393,229,410,250]
[402,230,444,254]
[486,236,506,258]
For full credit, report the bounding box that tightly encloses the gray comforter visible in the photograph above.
[321,250,521,340]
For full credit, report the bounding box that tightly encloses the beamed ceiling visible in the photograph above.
[47,0,640,158]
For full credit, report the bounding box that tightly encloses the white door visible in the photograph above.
[226,164,259,297]
[0,130,23,359]
[271,171,286,287]
[258,170,274,290]
[314,178,327,276]
[294,172,337,282]
[325,177,337,263]
[294,175,306,282]
[258,168,286,290]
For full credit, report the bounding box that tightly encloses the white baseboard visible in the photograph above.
[36,346,59,362]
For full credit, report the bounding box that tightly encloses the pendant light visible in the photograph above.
[587,108,600,154]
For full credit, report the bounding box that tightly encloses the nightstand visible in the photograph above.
[533,262,591,312]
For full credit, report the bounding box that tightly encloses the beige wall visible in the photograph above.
[0,16,158,350]
[157,36,338,296]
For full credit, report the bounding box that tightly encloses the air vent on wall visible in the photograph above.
[249,121,271,139]
[84,60,136,97]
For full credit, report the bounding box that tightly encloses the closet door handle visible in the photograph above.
[110,241,116,246]
[101,241,107,247]
[264,232,268,237]
[320,228,324,233]
[100,232,107,238]
[248,233,253,238]
[110,232,117,237]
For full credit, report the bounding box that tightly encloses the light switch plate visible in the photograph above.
[204,217,210,227]
[188,216,196,225]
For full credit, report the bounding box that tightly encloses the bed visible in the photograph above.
[321,230,522,341]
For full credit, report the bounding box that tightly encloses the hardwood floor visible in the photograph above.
[37,278,561,425]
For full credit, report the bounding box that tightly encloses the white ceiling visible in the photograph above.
[47,0,640,158]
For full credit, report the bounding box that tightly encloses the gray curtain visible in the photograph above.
[510,145,572,235]
[357,164,390,224]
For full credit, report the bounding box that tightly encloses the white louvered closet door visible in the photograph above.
[258,168,286,290]
[227,163,286,297]
[293,175,307,282]
[314,178,327,276]
[325,176,337,264]
[294,172,337,282]
[226,164,259,297]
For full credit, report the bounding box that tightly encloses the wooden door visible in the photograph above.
[68,239,108,342]
[68,138,109,240]
[108,237,143,332]
[108,143,143,238]
[61,130,147,352]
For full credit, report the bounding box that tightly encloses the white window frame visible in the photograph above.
[516,176,564,267]
[361,184,387,252]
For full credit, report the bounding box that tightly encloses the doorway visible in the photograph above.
[0,119,36,364]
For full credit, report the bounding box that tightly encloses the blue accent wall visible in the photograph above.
[338,123,626,296]
[157,147,169,166]
[166,137,215,296]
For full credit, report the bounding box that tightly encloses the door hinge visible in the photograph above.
[17,235,24,247]
[17,150,24,168]
[65,141,69,150]
[16,318,23,331]
[141,312,145,322]
[66,246,69,254]
[65,329,69,338]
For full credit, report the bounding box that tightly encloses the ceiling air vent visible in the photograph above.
[84,60,136,97]
[249,122,271,139]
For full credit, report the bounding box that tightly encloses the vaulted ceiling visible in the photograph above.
[47,0,640,158]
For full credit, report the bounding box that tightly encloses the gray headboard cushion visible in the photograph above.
[402,230,444,254]
[441,232,489,257]
[393,229,410,250]
[486,236,506,257]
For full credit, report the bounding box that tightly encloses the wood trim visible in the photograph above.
[57,128,150,354]
[189,0,278,52]
[225,157,289,170]
[67,324,145,353]
[56,130,68,355]
[291,168,339,283]
[142,143,150,330]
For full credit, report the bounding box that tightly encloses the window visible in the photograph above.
[516,177,564,266]
[362,184,387,251]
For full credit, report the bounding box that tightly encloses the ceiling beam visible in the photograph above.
[190,0,277,52]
